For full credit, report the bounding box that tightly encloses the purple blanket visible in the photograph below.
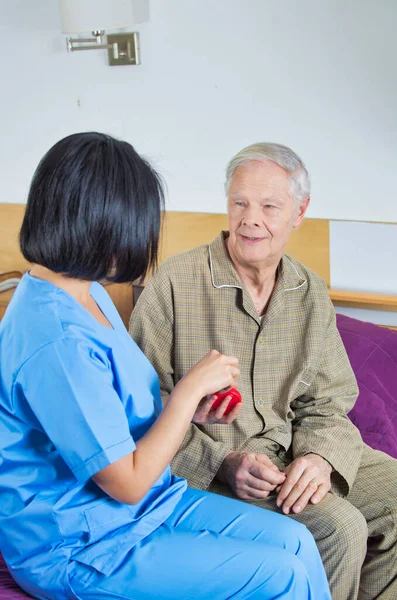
[0,555,31,599]
[1,314,396,598]
[337,314,397,459]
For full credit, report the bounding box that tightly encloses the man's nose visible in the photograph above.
[242,207,262,227]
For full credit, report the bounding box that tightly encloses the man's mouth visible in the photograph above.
[240,235,266,243]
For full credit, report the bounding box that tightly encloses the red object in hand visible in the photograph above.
[211,388,242,415]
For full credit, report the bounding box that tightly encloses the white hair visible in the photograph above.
[225,142,311,207]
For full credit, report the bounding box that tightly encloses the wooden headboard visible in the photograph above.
[1,203,396,325]
[0,204,330,281]
[160,212,330,283]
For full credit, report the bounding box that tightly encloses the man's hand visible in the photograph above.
[276,453,332,515]
[192,394,241,425]
[217,451,286,500]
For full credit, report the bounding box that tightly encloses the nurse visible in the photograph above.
[0,132,331,600]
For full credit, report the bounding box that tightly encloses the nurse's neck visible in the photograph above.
[29,265,91,305]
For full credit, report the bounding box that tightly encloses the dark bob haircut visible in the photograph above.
[20,132,164,283]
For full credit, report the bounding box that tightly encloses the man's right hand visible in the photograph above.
[217,451,286,500]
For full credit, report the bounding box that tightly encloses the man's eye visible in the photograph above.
[236,201,245,207]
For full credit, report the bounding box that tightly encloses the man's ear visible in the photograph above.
[292,196,310,229]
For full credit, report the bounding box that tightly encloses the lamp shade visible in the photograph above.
[59,0,149,34]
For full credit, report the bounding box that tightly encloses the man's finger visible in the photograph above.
[249,462,286,486]
[276,469,302,507]
[291,479,321,514]
[245,488,272,500]
[213,395,233,419]
[222,401,242,423]
[276,465,306,507]
[278,475,317,514]
[198,395,217,415]
[245,473,277,492]
[255,454,283,473]
[310,482,329,505]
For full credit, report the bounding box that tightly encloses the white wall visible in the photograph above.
[330,220,397,326]
[1,0,396,324]
[0,0,396,221]
[330,221,397,294]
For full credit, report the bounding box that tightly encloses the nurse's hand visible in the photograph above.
[179,349,240,400]
[192,393,242,424]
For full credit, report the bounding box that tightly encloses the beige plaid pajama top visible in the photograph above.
[130,232,363,494]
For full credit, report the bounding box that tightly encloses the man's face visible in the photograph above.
[227,160,309,270]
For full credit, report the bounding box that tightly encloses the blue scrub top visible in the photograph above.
[0,273,186,599]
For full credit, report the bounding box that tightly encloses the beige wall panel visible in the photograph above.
[159,212,229,263]
[0,205,333,321]
[285,219,330,286]
[0,203,30,273]
[159,212,330,286]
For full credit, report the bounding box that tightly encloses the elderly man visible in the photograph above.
[130,143,397,600]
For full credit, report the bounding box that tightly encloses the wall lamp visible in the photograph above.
[58,0,149,66]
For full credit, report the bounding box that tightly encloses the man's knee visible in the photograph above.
[311,496,368,560]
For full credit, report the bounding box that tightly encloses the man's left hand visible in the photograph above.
[276,453,332,515]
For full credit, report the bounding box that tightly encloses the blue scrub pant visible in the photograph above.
[69,488,331,599]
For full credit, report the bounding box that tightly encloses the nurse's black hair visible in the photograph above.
[20,132,164,283]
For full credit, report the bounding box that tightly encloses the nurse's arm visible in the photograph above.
[93,350,239,504]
